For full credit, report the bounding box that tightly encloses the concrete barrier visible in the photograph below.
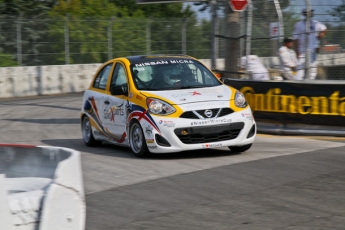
[0,64,101,98]
[0,144,85,230]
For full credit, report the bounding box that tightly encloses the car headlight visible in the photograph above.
[147,98,176,115]
[234,90,247,108]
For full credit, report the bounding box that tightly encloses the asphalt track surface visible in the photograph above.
[1,93,345,230]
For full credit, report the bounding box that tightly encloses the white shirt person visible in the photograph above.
[278,37,299,80]
[292,8,327,80]
[240,54,270,80]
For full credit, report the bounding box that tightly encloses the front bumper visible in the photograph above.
[141,107,256,153]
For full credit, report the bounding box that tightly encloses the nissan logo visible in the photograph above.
[204,109,213,118]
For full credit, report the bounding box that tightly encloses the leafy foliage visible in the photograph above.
[329,4,345,21]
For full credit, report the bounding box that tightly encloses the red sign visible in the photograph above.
[229,0,248,12]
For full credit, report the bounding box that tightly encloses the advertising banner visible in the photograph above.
[225,79,345,127]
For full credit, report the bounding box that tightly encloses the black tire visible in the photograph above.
[228,144,252,153]
[81,115,102,147]
[129,120,149,158]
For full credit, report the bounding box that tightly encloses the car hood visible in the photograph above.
[140,85,232,105]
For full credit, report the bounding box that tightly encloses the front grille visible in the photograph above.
[180,107,234,119]
[218,108,234,117]
[174,122,244,144]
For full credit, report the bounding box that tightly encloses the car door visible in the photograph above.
[101,62,129,144]
[86,62,114,140]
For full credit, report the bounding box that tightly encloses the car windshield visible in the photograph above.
[130,59,222,91]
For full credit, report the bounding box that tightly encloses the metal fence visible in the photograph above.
[218,0,345,79]
[0,0,344,79]
[0,16,212,66]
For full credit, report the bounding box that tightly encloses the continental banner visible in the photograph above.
[225,79,345,127]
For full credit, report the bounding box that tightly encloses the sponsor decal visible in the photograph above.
[241,87,345,116]
[129,93,133,98]
[180,98,186,101]
[190,118,232,126]
[242,113,252,120]
[104,105,124,121]
[148,145,158,149]
[134,60,193,68]
[171,89,224,99]
[146,139,155,144]
[159,120,175,127]
[191,91,201,96]
[145,125,153,136]
[202,143,223,148]
[136,95,143,101]
[85,97,126,143]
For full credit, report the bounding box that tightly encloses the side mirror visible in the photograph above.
[110,85,128,96]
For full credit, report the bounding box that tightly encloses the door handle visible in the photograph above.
[104,100,110,105]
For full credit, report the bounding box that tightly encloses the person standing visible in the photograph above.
[240,53,270,80]
[292,8,327,80]
[278,37,299,80]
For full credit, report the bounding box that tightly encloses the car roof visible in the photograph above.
[124,54,196,63]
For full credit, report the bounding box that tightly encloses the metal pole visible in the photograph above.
[304,0,311,79]
[65,14,70,65]
[240,11,245,61]
[146,19,151,54]
[210,0,217,70]
[182,18,189,55]
[16,13,23,66]
[215,16,219,60]
[245,0,253,78]
[273,0,284,46]
[108,16,115,60]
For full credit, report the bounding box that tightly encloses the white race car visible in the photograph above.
[81,54,256,157]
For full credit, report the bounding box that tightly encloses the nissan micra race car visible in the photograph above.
[81,55,256,157]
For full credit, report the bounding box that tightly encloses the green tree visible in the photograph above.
[329,4,345,21]
[0,0,56,66]
[109,0,195,18]
[0,52,17,67]
[48,0,121,64]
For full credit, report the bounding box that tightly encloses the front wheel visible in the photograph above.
[129,120,149,158]
[81,115,102,147]
[228,144,252,153]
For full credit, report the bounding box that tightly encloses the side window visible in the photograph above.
[111,63,128,87]
[93,63,113,90]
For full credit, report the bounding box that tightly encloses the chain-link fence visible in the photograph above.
[0,15,212,66]
[0,0,344,79]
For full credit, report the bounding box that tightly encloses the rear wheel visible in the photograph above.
[129,120,149,158]
[81,115,102,147]
[228,144,252,153]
